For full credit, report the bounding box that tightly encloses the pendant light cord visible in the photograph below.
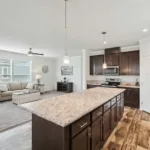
[65,0,68,56]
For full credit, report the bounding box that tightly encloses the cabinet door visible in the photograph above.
[105,54,119,66]
[90,56,95,75]
[90,55,104,75]
[117,100,122,121]
[92,117,103,150]
[72,127,91,150]
[124,88,139,108]
[120,53,129,75]
[111,104,117,130]
[95,55,104,75]
[128,51,139,75]
[103,109,111,141]
[120,98,124,117]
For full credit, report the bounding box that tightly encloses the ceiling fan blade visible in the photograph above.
[32,52,44,56]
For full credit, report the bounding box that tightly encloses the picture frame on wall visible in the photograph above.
[61,66,73,75]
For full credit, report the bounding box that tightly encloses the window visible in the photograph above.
[0,58,32,83]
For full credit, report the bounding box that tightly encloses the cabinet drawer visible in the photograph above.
[117,94,121,101]
[121,92,124,98]
[72,114,90,137]
[111,97,116,106]
[92,106,103,122]
[104,101,111,112]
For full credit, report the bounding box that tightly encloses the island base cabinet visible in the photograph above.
[72,127,91,150]
[92,117,103,150]
[103,109,111,141]
[111,104,117,130]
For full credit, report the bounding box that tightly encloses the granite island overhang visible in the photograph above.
[20,87,125,150]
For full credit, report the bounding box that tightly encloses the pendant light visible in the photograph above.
[63,0,70,64]
[102,32,107,69]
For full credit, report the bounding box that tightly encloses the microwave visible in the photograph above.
[103,66,120,76]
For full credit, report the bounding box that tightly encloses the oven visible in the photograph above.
[103,66,119,76]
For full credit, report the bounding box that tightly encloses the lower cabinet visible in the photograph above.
[103,109,111,141]
[72,127,91,150]
[71,93,124,150]
[92,117,103,150]
[111,104,117,130]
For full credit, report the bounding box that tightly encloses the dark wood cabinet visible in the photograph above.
[124,88,139,108]
[120,52,129,75]
[105,54,120,66]
[103,109,111,141]
[32,92,125,150]
[120,51,139,75]
[72,127,91,150]
[111,104,117,130]
[87,84,100,89]
[92,117,103,150]
[57,82,73,93]
[90,50,139,76]
[128,51,139,75]
[90,55,104,75]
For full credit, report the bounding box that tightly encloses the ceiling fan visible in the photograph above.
[28,48,44,56]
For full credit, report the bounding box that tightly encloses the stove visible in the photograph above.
[101,78,121,88]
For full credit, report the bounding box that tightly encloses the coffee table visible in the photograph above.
[12,89,40,105]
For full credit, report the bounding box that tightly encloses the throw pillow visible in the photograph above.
[0,84,8,92]
[26,83,34,89]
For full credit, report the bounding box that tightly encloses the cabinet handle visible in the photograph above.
[79,122,88,128]
[96,112,102,116]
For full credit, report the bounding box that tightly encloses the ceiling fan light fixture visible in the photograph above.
[28,48,44,56]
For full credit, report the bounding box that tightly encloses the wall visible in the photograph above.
[0,50,56,91]
[55,56,82,92]
[86,45,140,84]
[139,37,150,112]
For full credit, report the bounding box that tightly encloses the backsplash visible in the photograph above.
[87,75,139,85]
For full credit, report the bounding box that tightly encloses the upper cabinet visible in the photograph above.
[120,51,139,75]
[90,55,104,75]
[105,54,120,66]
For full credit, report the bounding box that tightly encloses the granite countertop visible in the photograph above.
[118,85,140,89]
[20,87,125,127]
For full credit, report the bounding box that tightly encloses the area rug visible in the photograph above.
[0,91,65,132]
[0,101,31,132]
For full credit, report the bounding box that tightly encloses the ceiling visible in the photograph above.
[0,0,150,57]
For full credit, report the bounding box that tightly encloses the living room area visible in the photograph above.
[0,50,71,149]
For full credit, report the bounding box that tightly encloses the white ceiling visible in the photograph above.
[0,0,150,57]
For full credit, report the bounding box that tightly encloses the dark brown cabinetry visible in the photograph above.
[72,127,91,150]
[120,51,139,75]
[32,92,125,150]
[105,54,120,66]
[123,87,139,108]
[57,82,73,93]
[90,55,104,75]
[90,50,139,76]
[111,103,117,129]
[92,117,103,150]
[103,109,111,141]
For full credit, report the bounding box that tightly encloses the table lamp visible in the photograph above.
[36,74,41,85]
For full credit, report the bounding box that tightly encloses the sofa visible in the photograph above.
[0,83,33,102]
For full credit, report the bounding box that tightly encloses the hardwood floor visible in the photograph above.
[103,107,150,150]
[0,107,149,150]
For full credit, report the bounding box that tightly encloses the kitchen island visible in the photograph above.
[21,87,125,150]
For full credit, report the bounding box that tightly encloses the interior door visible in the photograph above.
[140,57,150,113]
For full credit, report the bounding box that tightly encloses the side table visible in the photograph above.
[34,84,45,94]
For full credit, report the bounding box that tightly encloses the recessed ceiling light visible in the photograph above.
[143,29,148,32]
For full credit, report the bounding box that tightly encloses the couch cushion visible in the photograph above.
[21,83,28,90]
[0,84,8,92]
[1,91,12,97]
[8,83,21,91]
